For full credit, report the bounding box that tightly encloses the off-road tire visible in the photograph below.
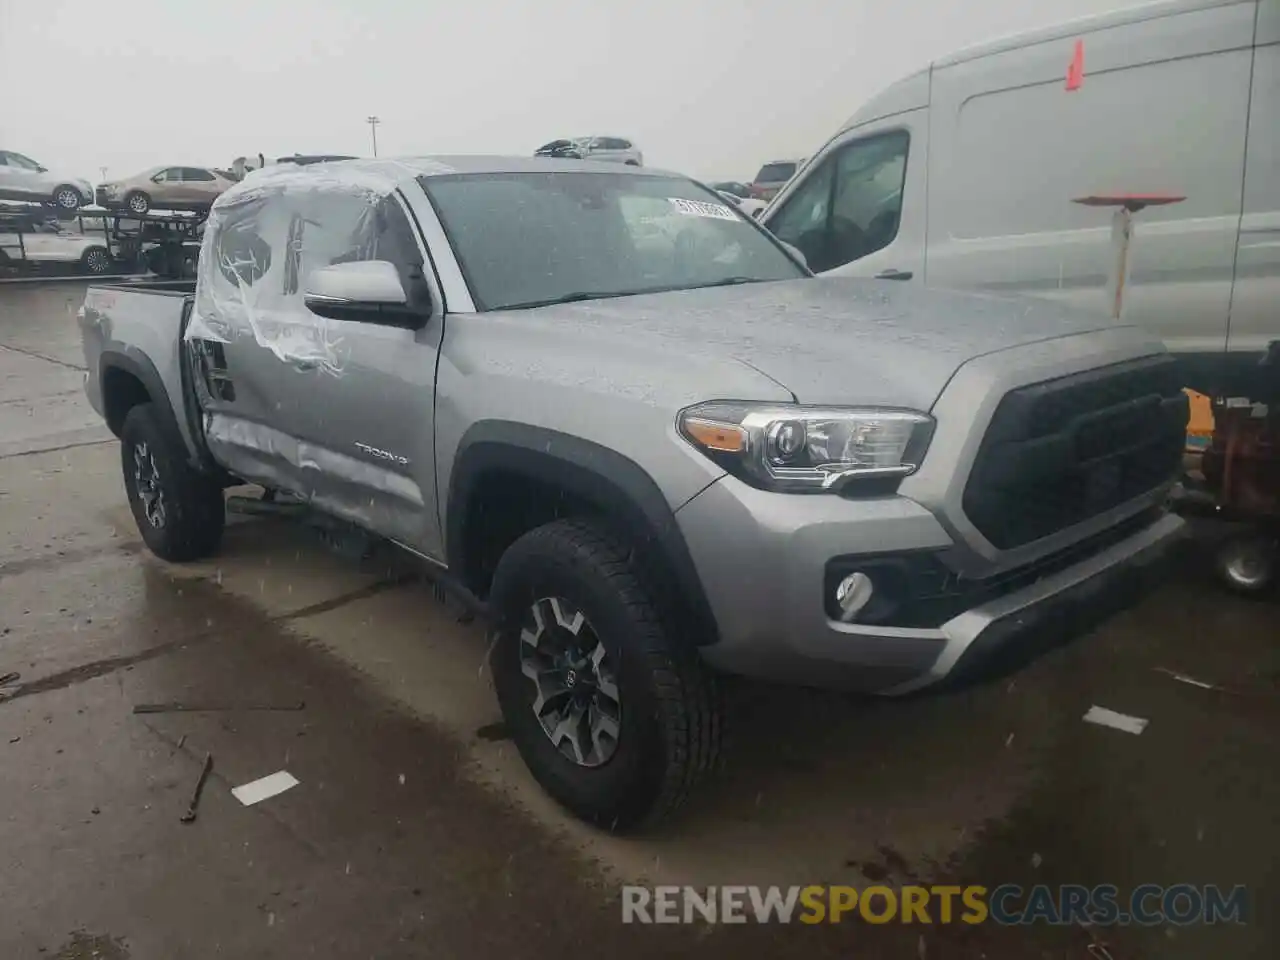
[489,518,722,831]
[121,403,225,561]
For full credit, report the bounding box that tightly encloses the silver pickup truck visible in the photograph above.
[79,156,1187,829]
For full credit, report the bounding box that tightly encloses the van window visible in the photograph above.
[767,131,909,273]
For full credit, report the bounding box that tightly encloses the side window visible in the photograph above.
[0,153,10,167]
[183,167,216,182]
[765,158,835,260]
[152,168,174,183]
[6,152,42,171]
[768,131,909,273]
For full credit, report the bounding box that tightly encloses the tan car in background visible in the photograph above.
[97,166,234,215]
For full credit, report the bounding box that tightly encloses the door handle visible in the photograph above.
[875,269,913,281]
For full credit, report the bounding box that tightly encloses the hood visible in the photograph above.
[513,277,1120,410]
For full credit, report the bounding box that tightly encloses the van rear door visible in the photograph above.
[924,0,1257,367]
[1228,1,1279,360]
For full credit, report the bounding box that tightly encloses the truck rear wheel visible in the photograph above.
[489,518,722,831]
[120,403,225,561]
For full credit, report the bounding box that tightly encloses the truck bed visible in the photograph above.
[79,279,205,462]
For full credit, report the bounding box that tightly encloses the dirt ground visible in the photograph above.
[1,281,1276,959]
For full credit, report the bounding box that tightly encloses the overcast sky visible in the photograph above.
[3,0,1129,183]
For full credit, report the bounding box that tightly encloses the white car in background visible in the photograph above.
[573,137,644,165]
[715,189,768,219]
[0,150,94,211]
[0,220,111,274]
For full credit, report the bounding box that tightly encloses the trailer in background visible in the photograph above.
[1,202,204,281]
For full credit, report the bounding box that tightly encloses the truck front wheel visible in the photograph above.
[120,403,225,561]
[489,518,722,831]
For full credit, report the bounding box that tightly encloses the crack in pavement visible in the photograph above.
[0,631,219,706]
[0,341,87,372]
[0,389,85,407]
[0,437,113,460]
[0,574,417,706]
[271,574,419,622]
[0,540,142,580]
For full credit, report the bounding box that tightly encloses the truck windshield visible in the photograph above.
[421,171,806,311]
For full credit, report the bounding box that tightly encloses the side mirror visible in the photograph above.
[751,208,763,219]
[304,261,428,329]
[778,241,807,269]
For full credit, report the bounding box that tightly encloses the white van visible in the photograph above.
[762,0,1278,395]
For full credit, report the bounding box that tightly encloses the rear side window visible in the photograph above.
[755,162,796,184]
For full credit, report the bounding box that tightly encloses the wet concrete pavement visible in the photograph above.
[1,281,1277,959]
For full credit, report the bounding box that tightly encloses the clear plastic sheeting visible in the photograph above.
[186,158,452,377]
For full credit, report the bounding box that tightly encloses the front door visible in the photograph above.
[0,151,47,202]
[763,113,924,282]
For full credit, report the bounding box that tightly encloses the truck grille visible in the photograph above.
[962,356,1188,549]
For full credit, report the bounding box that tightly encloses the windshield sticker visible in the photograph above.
[667,198,740,222]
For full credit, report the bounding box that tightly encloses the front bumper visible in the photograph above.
[676,475,1185,694]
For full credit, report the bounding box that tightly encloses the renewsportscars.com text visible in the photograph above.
[621,884,1248,926]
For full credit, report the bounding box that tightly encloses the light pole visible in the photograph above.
[366,116,381,157]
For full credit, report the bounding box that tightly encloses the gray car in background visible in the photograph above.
[97,165,236,215]
[79,156,1186,830]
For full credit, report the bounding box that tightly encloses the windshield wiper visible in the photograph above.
[499,278,764,311]
[700,276,761,288]
[500,290,646,310]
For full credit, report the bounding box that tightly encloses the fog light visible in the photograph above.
[835,571,874,622]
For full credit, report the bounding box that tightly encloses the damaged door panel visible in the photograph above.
[184,181,445,556]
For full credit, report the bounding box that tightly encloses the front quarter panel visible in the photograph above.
[434,312,794,525]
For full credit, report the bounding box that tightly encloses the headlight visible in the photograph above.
[678,401,933,493]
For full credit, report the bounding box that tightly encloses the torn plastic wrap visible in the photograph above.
[185,158,454,378]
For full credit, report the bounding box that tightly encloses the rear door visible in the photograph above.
[924,0,1257,359]
[180,167,223,205]
[764,118,922,280]
[1228,1,1279,357]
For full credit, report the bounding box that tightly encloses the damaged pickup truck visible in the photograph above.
[79,157,1188,829]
